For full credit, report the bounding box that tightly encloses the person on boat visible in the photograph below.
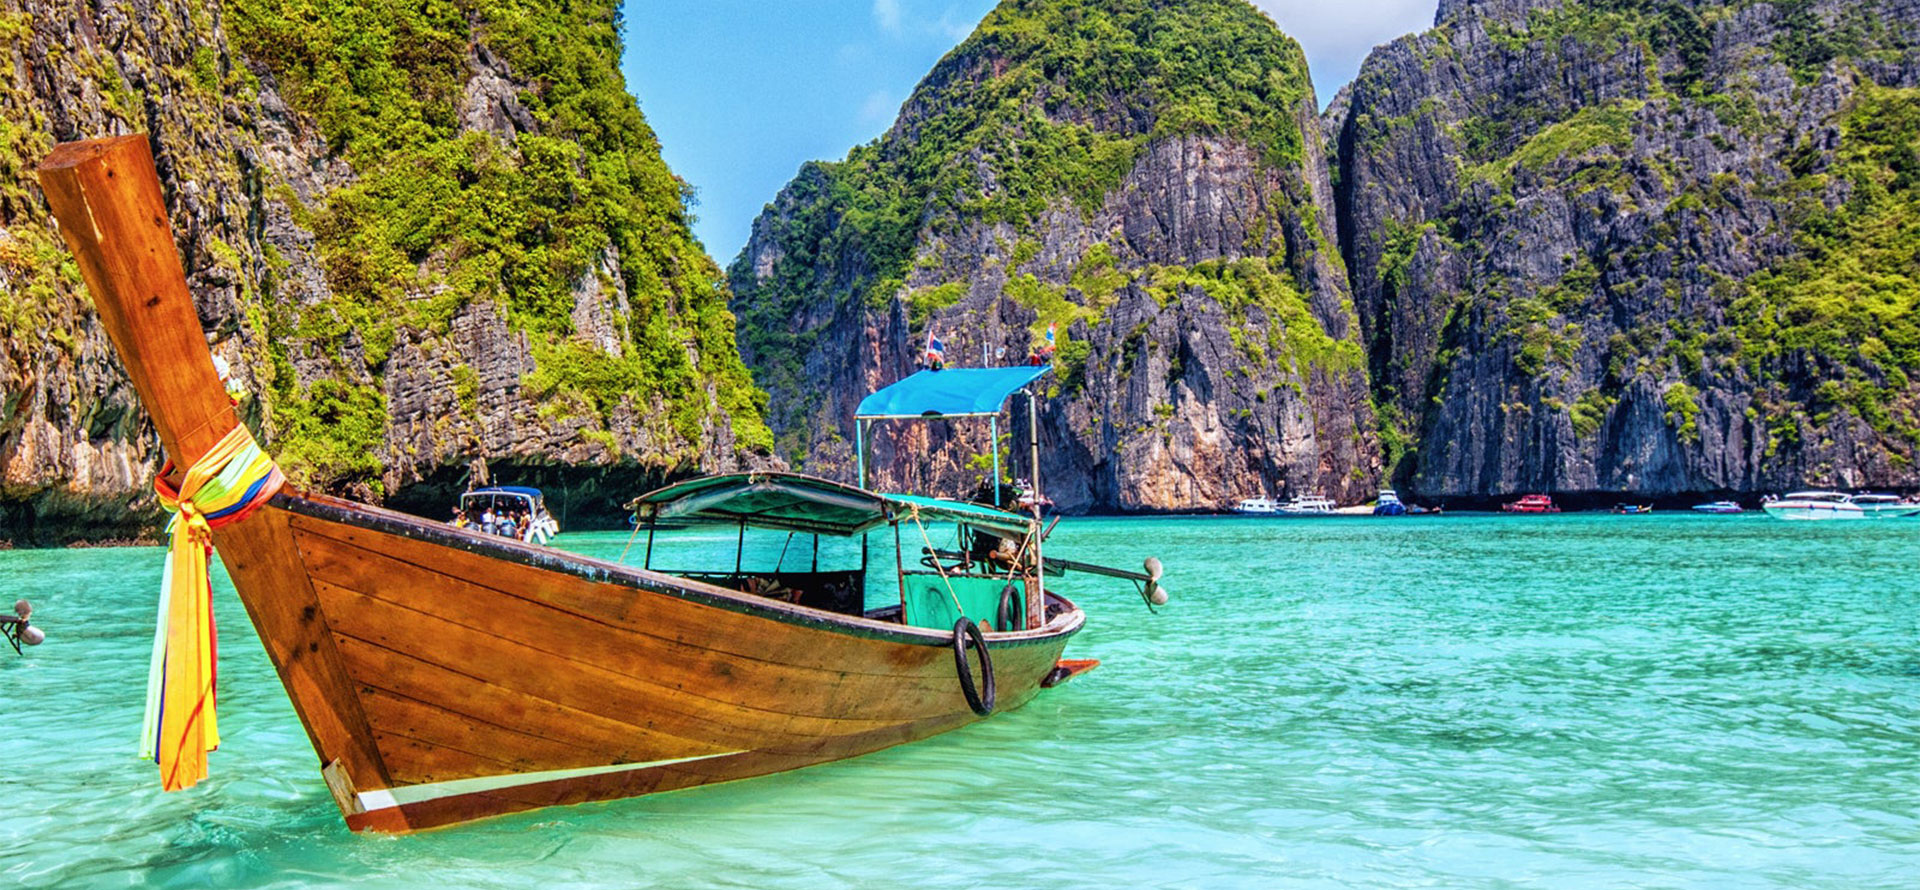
[479,505,498,535]
[514,511,530,540]
[450,507,470,529]
[922,327,945,371]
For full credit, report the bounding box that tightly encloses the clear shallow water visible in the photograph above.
[3,513,1918,888]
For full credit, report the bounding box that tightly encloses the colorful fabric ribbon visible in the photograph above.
[139,424,284,792]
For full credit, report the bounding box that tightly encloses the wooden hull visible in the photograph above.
[210,491,1082,831]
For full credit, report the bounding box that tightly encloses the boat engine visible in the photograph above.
[1,599,43,654]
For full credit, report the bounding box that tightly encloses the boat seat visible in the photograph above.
[681,570,865,617]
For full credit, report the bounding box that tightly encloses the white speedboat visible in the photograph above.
[1850,494,1920,518]
[1232,497,1279,514]
[1762,491,1864,521]
[458,486,562,544]
[1277,495,1337,516]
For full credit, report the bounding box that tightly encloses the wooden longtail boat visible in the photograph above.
[38,135,1156,833]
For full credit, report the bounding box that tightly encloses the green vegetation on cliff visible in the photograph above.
[227,0,768,489]
[731,0,1317,441]
[1734,84,1920,445]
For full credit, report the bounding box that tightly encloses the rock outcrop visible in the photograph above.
[731,0,1378,511]
[1333,0,1920,500]
[0,0,769,544]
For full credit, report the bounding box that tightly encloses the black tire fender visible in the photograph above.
[996,582,1020,632]
[951,618,995,716]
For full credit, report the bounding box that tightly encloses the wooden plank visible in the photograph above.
[357,688,604,778]
[313,581,910,740]
[328,635,728,774]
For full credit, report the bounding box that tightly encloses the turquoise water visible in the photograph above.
[3,513,1918,888]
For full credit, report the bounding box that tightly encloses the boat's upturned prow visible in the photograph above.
[37,135,1094,832]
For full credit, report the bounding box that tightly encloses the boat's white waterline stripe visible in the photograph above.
[356,750,745,811]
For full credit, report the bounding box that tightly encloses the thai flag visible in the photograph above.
[925,330,945,367]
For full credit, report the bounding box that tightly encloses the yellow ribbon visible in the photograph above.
[140,424,283,792]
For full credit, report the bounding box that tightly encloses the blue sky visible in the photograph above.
[620,0,1438,264]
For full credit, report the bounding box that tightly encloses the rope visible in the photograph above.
[139,424,284,792]
[617,513,644,564]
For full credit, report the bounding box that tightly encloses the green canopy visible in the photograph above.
[628,473,1036,537]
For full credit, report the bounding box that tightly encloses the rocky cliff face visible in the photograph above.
[731,0,1378,512]
[1333,0,1920,500]
[0,0,769,544]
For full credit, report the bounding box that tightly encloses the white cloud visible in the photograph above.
[873,0,904,34]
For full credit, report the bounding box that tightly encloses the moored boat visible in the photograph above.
[1232,497,1279,515]
[1762,491,1864,520]
[1277,494,1336,516]
[1373,490,1407,516]
[38,136,1159,834]
[456,486,560,545]
[1611,503,1654,514]
[1501,493,1560,513]
[1691,500,1744,514]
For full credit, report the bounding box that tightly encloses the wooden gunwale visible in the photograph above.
[277,491,1085,649]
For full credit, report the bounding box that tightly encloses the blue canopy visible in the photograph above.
[855,365,1052,419]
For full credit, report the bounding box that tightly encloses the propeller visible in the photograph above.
[3,598,42,650]
[1142,557,1169,607]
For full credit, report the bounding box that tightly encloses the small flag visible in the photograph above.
[924,329,945,369]
[1045,322,1056,345]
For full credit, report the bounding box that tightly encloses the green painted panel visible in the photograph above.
[902,574,1027,631]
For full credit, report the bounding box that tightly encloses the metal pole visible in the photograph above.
[856,418,866,489]
[990,415,1001,506]
[1029,387,1044,612]
[644,512,657,570]
[735,518,746,576]
[1028,388,1042,511]
[894,522,906,612]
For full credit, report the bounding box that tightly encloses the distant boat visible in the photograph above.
[1611,503,1654,514]
[1501,494,1560,513]
[1763,491,1864,520]
[1373,490,1407,516]
[1277,494,1337,516]
[1691,500,1744,514]
[1232,497,1279,515]
[457,486,560,545]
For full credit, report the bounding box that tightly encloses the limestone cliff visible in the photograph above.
[730,0,1379,511]
[0,0,769,544]
[1333,0,1920,500]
